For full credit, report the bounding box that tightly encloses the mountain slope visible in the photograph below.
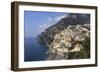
[37,13,90,60]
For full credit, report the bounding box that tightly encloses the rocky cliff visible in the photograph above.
[37,13,90,60]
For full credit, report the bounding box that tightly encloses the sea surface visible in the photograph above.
[24,37,48,61]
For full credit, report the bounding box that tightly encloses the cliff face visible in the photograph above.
[37,13,90,60]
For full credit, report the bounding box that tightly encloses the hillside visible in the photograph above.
[37,13,90,60]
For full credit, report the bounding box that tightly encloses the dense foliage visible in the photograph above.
[68,37,90,59]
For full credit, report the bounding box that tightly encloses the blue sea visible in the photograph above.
[24,37,48,61]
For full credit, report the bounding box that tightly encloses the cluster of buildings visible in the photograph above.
[47,24,90,59]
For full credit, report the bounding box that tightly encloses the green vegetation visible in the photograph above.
[68,37,90,59]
